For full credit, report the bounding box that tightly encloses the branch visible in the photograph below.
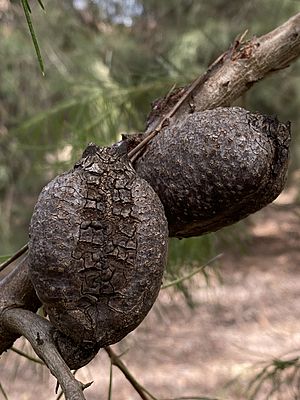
[11,345,45,365]
[186,12,300,114]
[2,308,89,400]
[145,13,300,132]
[0,254,41,353]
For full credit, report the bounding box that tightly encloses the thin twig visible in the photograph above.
[11,345,45,365]
[128,53,225,163]
[108,359,113,400]
[128,25,269,162]
[161,253,223,289]
[0,244,28,273]
[128,30,250,163]
[37,0,45,10]
[0,383,8,400]
[105,346,158,400]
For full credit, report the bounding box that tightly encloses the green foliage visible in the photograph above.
[164,236,222,306]
[20,0,45,74]
[0,255,10,263]
[167,235,216,271]
[1,0,299,260]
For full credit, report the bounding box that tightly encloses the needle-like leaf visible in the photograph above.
[24,0,31,13]
[20,0,45,75]
[37,0,45,10]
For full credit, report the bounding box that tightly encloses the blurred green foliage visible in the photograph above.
[0,0,299,263]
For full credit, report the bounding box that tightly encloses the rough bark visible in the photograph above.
[135,107,291,237]
[0,255,41,353]
[2,308,87,400]
[28,144,168,351]
[146,12,300,131]
[0,255,107,370]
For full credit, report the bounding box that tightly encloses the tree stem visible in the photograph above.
[2,308,88,400]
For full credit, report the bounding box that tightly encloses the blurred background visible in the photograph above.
[0,1,300,399]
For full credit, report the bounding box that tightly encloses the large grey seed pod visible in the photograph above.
[134,107,290,238]
[29,144,168,350]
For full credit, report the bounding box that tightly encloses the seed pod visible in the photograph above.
[28,144,168,352]
[52,330,101,370]
[134,107,290,238]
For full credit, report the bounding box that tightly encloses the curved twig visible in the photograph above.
[2,308,89,400]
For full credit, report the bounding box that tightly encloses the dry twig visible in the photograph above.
[2,308,90,400]
[105,346,157,400]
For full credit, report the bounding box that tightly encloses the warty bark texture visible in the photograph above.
[28,144,168,351]
[134,107,291,238]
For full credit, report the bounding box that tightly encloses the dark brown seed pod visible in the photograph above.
[28,144,168,351]
[52,330,101,370]
[134,107,291,238]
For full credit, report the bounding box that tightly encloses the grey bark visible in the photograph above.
[0,255,41,353]
[2,308,87,400]
[146,13,300,131]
